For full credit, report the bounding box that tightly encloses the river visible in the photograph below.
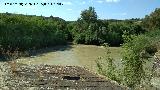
[16,45,122,72]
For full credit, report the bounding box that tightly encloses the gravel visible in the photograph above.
[0,62,11,90]
[0,62,128,90]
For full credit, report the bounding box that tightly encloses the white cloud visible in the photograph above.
[79,1,86,5]
[21,6,36,9]
[97,0,104,3]
[105,0,120,3]
[113,12,127,16]
[62,1,72,5]
[67,9,72,11]
[82,1,86,4]
[121,12,127,16]
[89,0,94,3]
[42,0,48,2]
[96,0,120,4]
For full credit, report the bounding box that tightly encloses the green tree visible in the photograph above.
[0,12,67,59]
[143,8,160,30]
[80,7,97,23]
[72,7,107,45]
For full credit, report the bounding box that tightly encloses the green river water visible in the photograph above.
[16,45,122,72]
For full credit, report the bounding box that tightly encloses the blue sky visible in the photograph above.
[0,0,160,21]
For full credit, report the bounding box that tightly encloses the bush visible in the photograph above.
[0,13,67,55]
[96,44,122,83]
[96,30,160,89]
[122,29,160,88]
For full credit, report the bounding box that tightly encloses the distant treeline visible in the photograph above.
[0,7,160,54]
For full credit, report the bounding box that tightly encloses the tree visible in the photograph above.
[80,7,97,23]
[0,12,67,58]
[143,8,160,30]
[72,7,107,45]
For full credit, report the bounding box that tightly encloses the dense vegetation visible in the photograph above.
[0,13,67,56]
[122,8,160,88]
[0,8,147,51]
[0,7,146,57]
[67,7,145,46]
[96,8,160,89]
[143,8,160,30]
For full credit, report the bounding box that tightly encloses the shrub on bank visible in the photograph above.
[0,13,67,54]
